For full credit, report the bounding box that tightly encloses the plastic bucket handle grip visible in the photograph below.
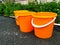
[31,17,56,28]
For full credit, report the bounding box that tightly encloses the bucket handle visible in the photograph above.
[31,17,56,28]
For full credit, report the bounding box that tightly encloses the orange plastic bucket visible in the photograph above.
[14,10,34,32]
[14,10,29,25]
[15,17,19,25]
[31,12,57,38]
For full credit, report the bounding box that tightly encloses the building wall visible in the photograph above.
[15,0,60,3]
[37,0,60,3]
[15,0,28,4]
[2,0,59,4]
[14,0,60,4]
[1,0,60,3]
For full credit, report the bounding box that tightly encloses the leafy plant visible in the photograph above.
[0,2,60,23]
[27,2,36,11]
[4,3,12,16]
[0,3,5,16]
[13,3,23,10]
[4,3,22,16]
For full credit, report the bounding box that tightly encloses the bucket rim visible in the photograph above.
[32,12,57,18]
[14,10,35,16]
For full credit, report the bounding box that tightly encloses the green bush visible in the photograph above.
[0,2,60,23]
[4,3,23,16]
[11,3,23,16]
[0,3,5,16]
[4,3,12,16]
[26,2,37,11]
[13,3,23,10]
[57,2,60,23]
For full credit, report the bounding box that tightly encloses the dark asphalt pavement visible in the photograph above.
[0,16,60,45]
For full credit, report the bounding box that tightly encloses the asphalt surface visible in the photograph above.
[0,16,60,45]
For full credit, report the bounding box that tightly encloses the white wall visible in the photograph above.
[15,0,28,4]
[20,0,28,5]
[37,0,60,3]
[15,0,60,4]
[47,0,52,2]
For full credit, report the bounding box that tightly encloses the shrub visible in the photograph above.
[0,2,60,23]
[4,3,12,16]
[0,3,5,16]
[27,2,36,11]
[4,3,23,16]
